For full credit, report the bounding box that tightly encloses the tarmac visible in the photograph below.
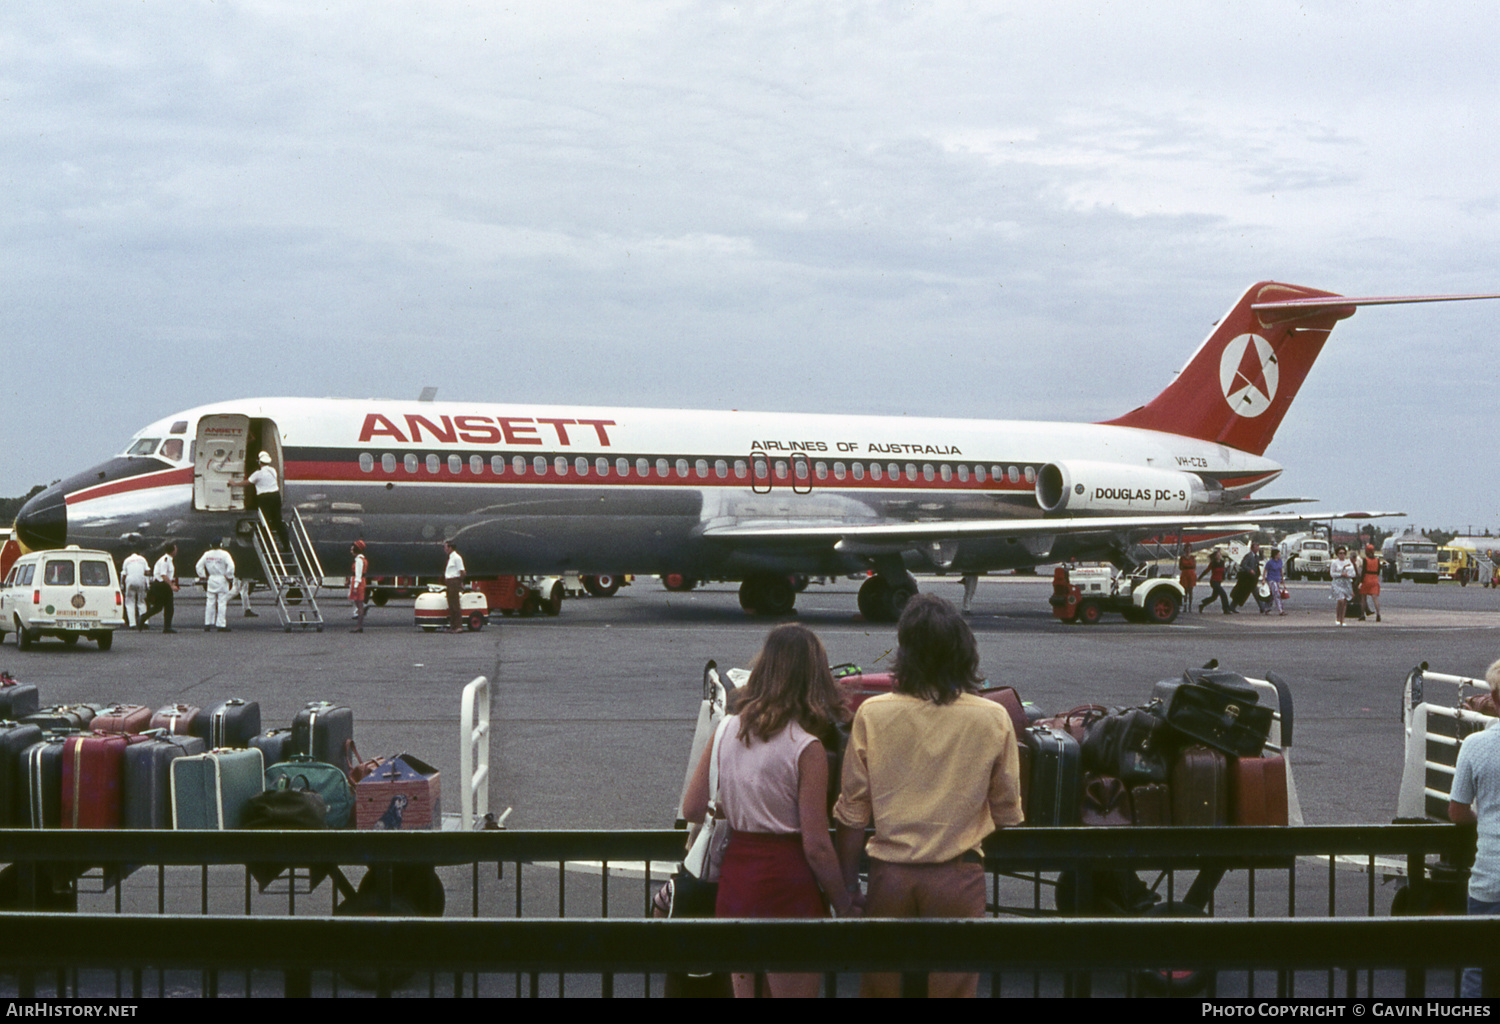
[7,573,1499,831]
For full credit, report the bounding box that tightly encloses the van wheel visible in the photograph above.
[17,625,33,651]
[96,632,112,651]
[62,634,79,646]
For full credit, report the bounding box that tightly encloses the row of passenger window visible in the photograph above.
[355,452,1036,486]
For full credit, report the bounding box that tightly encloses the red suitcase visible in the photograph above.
[1231,755,1289,825]
[93,704,153,735]
[149,704,203,737]
[1169,745,1228,826]
[61,733,129,828]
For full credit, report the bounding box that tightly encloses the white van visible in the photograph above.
[0,546,125,650]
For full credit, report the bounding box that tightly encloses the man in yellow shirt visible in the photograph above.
[834,593,1024,998]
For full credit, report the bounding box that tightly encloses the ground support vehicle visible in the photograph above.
[1279,532,1331,580]
[414,586,489,631]
[471,576,564,618]
[1381,534,1440,584]
[0,546,125,651]
[1049,565,1184,625]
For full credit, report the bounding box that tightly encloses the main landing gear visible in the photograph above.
[738,575,798,616]
[857,571,918,623]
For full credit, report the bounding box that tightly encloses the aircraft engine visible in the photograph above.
[1035,460,1216,514]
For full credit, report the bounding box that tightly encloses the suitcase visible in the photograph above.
[1081,707,1173,784]
[1231,755,1289,826]
[0,673,40,720]
[1129,782,1172,826]
[150,704,204,738]
[838,672,1034,736]
[92,704,153,735]
[291,701,355,769]
[170,748,265,829]
[25,735,70,828]
[0,721,45,827]
[1152,673,1273,758]
[61,733,129,829]
[250,728,297,766]
[206,699,261,749]
[1024,725,1082,826]
[24,704,100,733]
[1170,745,1229,826]
[266,755,355,829]
[354,753,442,830]
[124,732,207,829]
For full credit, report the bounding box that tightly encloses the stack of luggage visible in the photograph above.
[0,681,440,833]
[834,664,1289,828]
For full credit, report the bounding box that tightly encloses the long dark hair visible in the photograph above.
[893,593,983,705]
[734,624,848,743]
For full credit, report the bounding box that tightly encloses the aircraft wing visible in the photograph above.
[699,509,1403,551]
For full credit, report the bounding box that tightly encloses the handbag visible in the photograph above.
[266,755,356,829]
[1080,774,1133,826]
[681,717,733,884]
[1082,708,1172,784]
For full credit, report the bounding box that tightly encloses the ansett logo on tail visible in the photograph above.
[1219,334,1278,418]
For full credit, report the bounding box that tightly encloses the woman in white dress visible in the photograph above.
[1330,545,1355,625]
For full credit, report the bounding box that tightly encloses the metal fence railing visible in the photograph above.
[0,823,1485,998]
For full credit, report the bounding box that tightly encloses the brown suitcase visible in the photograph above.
[150,704,203,737]
[1129,782,1171,826]
[1231,755,1289,825]
[1170,745,1228,826]
[93,704,153,735]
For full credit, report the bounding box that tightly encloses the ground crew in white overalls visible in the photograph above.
[196,540,236,632]
[121,548,150,630]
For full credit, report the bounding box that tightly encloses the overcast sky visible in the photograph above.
[5,1,1498,533]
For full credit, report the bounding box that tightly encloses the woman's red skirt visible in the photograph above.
[714,832,825,918]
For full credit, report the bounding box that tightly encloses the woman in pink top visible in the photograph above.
[683,623,853,997]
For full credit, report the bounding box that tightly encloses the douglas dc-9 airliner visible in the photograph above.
[12,282,1494,622]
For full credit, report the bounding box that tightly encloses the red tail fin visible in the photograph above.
[1101,282,1355,457]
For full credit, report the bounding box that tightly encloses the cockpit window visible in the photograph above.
[160,438,184,461]
[126,438,160,457]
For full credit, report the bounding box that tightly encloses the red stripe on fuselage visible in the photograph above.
[64,466,193,506]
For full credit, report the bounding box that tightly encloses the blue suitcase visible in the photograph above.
[170,748,265,829]
[1024,725,1083,826]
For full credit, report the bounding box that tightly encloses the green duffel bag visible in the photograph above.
[266,755,354,829]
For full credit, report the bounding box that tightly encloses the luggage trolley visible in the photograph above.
[1391,663,1488,914]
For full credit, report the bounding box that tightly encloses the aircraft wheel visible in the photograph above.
[371,589,390,607]
[882,573,918,621]
[421,625,438,633]
[1144,590,1181,625]
[544,582,563,616]
[285,588,303,606]
[583,574,621,597]
[662,573,697,592]
[1076,599,1105,625]
[857,575,890,621]
[740,575,796,616]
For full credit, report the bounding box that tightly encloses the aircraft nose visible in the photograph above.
[14,486,67,551]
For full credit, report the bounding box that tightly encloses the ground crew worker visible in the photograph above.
[196,539,236,632]
[120,547,150,630]
[145,542,179,633]
[349,540,369,633]
[246,451,288,548]
[443,540,465,633]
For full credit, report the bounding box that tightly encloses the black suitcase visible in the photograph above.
[1024,725,1082,826]
[1151,672,1273,758]
[0,674,39,720]
[292,701,355,769]
[24,704,100,733]
[124,732,208,829]
[250,728,297,767]
[0,721,45,827]
[207,699,262,749]
[24,735,70,828]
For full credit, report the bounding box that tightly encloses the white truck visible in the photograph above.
[1381,532,1441,584]
[1278,532,1331,581]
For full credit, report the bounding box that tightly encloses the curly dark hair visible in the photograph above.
[892,593,984,705]
[734,624,849,743]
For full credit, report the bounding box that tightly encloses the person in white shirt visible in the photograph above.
[120,548,150,630]
[349,540,369,633]
[145,543,179,633]
[195,540,236,632]
[1449,657,1500,997]
[1329,545,1355,626]
[246,451,288,548]
[443,540,465,633]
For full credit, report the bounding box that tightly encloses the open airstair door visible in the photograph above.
[193,415,284,512]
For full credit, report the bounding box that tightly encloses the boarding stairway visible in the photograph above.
[251,507,325,632]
